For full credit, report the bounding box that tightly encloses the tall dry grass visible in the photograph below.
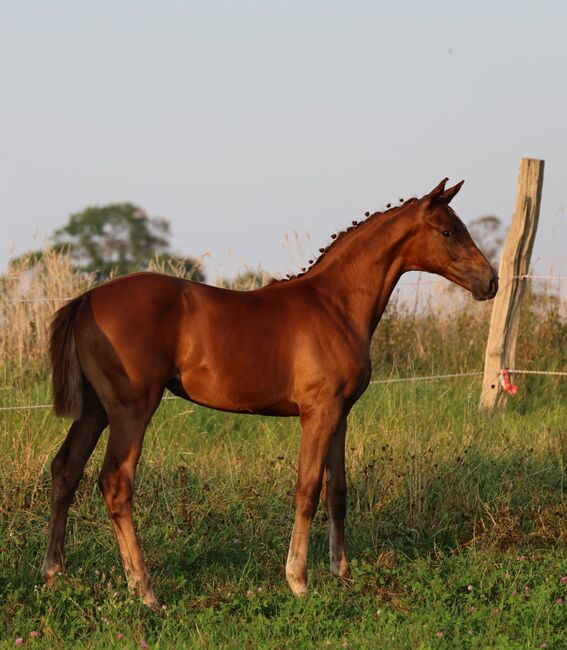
[371,284,493,376]
[0,249,93,379]
[371,280,567,380]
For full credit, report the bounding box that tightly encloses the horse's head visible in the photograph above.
[407,178,498,300]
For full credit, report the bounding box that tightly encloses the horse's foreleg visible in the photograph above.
[286,401,343,596]
[324,418,349,579]
[99,400,160,609]
[42,389,107,583]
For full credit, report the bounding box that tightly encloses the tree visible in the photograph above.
[10,203,205,281]
[53,203,170,277]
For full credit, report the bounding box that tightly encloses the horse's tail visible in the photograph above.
[50,293,90,419]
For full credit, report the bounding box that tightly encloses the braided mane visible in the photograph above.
[274,196,418,283]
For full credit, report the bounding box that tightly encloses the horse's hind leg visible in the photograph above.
[42,386,108,583]
[98,395,161,608]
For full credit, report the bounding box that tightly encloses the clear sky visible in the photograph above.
[1,1,566,281]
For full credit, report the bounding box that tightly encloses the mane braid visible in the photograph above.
[276,196,418,282]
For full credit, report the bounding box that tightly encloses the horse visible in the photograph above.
[41,178,497,606]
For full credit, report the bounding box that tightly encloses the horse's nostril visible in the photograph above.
[489,277,498,296]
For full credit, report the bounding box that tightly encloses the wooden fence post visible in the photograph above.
[479,158,545,412]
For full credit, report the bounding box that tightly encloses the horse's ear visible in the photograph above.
[442,180,464,204]
[427,178,449,206]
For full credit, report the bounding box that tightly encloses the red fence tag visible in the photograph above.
[500,369,518,395]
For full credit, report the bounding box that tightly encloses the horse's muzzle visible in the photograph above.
[472,270,498,301]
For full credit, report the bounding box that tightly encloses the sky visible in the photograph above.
[1,1,566,282]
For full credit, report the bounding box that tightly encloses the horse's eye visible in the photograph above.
[442,230,453,238]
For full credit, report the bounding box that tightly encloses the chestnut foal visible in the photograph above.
[42,179,497,605]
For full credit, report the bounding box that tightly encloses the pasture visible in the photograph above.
[1,254,566,648]
[1,375,566,648]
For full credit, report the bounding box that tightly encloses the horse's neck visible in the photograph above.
[310,208,416,339]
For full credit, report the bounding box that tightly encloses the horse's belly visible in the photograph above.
[177,367,298,416]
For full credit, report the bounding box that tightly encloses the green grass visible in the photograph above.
[1,378,566,648]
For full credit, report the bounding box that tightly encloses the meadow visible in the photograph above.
[0,253,566,648]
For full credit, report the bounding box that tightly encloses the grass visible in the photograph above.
[1,377,566,648]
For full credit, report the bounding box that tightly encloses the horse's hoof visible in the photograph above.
[289,582,308,597]
[142,592,162,610]
[286,572,308,597]
[41,562,63,586]
[145,599,162,611]
[330,561,350,580]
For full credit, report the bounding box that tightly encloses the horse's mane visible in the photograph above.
[270,196,418,283]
